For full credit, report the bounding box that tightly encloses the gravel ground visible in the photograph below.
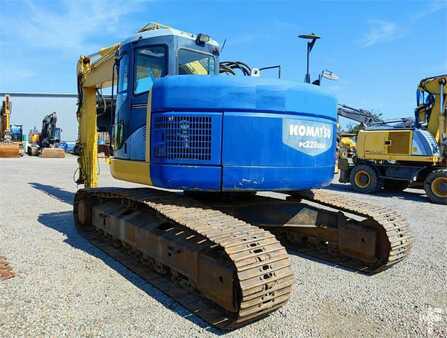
[0,156,446,337]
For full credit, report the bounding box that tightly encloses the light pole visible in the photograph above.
[298,33,320,83]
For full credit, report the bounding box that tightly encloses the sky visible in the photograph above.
[1,0,446,140]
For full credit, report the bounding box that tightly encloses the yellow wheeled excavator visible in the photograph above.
[339,75,447,204]
[74,23,412,329]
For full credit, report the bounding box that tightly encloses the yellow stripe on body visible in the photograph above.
[110,90,153,186]
[110,158,152,185]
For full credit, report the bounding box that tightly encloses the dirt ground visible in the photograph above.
[0,156,446,337]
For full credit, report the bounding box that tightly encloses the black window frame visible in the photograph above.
[133,44,169,96]
[177,47,216,76]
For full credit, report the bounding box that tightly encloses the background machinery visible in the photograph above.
[27,112,65,158]
[336,104,384,160]
[0,95,22,157]
[336,104,413,157]
[339,75,447,204]
[338,104,384,128]
[73,23,411,329]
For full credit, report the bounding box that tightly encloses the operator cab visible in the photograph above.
[114,23,219,160]
[415,88,435,128]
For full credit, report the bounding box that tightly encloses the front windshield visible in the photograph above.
[178,49,215,75]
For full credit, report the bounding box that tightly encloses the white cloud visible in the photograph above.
[359,0,446,49]
[411,0,447,20]
[1,0,149,56]
[360,19,400,48]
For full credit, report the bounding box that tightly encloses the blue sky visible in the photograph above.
[1,0,446,139]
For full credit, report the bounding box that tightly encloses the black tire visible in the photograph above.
[424,169,447,205]
[349,164,382,193]
[383,179,409,192]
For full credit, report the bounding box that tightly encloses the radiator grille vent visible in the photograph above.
[154,116,212,161]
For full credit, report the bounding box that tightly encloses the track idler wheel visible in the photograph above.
[75,195,93,228]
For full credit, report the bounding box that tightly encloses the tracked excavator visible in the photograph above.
[27,112,65,158]
[0,95,21,157]
[74,23,412,329]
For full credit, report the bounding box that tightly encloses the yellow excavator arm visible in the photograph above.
[0,95,11,140]
[416,75,447,159]
[76,44,119,188]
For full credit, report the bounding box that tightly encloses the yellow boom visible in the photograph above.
[0,95,11,140]
[417,74,447,160]
[76,44,118,188]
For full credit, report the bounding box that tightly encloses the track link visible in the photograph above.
[191,189,412,274]
[291,189,413,272]
[74,188,293,330]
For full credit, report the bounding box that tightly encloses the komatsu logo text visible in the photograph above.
[283,119,334,156]
[288,125,331,139]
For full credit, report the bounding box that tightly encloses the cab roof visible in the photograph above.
[418,74,447,94]
[121,22,219,47]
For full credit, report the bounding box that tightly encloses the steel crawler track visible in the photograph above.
[74,188,293,329]
[193,189,412,274]
[74,187,412,329]
[297,189,412,271]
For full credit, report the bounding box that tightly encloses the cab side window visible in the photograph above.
[114,54,129,150]
[134,46,167,95]
[118,54,129,93]
[178,49,215,75]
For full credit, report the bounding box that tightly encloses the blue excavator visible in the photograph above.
[74,23,412,329]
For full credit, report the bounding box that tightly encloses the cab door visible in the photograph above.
[113,45,131,159]
[127,44,168,161]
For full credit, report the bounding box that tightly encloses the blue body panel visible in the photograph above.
[152,76,336,118]
[150,164,222,190]
[149,76,337,191]
[128,126,146,161]
[221,112,335,190]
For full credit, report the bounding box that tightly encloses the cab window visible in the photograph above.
[178,49,215,75]
[134,46,167,95]
[117,54,128,93]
